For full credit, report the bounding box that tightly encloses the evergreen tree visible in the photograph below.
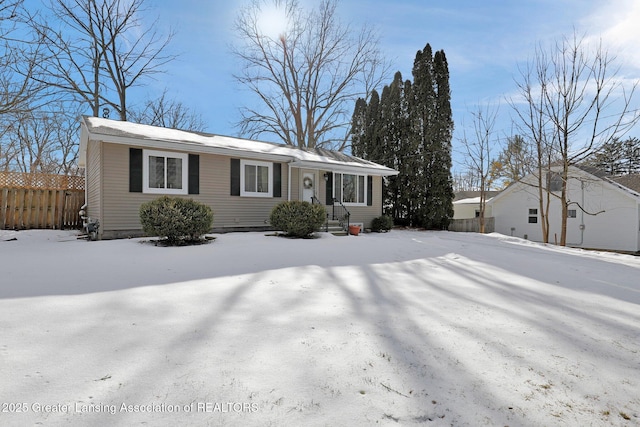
[350,97,368,158]
[427,49,454,228]
[584,137,640,175]
[379,73,405,221]
[349,43,454,229]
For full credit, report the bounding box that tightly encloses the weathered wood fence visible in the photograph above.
[448,217,495,233]
[0,171,85,230]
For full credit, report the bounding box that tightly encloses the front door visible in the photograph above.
[302,172,316,203]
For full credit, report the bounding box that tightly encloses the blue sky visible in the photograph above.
[136,0,640,169]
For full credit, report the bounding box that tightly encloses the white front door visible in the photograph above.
[302,172,316,203]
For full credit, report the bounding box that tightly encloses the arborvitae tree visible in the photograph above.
[350,43,454,229]
[426,49,454,229]
[350,97,367,158]
[409,44,454,228]
[382,72,412,222]
[409,45,435,227]
[364,90,383,163]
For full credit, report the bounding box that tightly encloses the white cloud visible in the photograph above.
[582,0,640,70]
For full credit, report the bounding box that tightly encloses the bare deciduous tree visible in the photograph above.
[28,0,175,120]
[452,170,481,193]
[511,31,640,245]
[460,104,499,233]
[232,0,389,149]
[130,89,206,132]
[1,0,52,170]
[6,103,81,174]
[1,0,45,117]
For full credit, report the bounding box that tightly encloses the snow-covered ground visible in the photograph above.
[0,229,638,426]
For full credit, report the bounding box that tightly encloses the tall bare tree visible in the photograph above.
[28,0,175,120]
[1,0,51,170]
[232,0,388,149]
[460,104,499,233]
[2,1,26,114]
[511,32,640,245]
[6,102,81,173]
[130,89,206,131]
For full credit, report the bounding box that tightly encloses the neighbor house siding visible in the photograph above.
[491,169,640,252]
[99,143,290,237]
[572,177,638,251]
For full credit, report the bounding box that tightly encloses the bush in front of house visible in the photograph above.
[269,200,326,238]
[371,215,394,232]
[139,196,213,245]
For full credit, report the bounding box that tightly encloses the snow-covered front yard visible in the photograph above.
[0,229,638,426]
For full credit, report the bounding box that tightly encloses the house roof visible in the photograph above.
[79,117,398,176]
[453,196,494,205]
[454,191,501,201]
[572,164,640,198]
[489,164,640,205]
[608,174,640,194]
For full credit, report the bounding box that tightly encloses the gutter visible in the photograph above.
[288,160,398,177]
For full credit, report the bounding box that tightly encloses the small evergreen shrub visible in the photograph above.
[270,201,326,238]
[139,196,213,245]
[371,215,394,232]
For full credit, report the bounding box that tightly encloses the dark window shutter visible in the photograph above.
[188,154,199,194]
[325,172,334,205]
[273,163,282,198]
[230,158,240,196]
[367,175,373,206]
[129,148,143,193]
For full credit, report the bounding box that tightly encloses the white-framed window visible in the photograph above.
[334,172,366,205]
[241,159,272,197]
[143,149,188,195]
[567,209,577,218]
[528,208,538,224]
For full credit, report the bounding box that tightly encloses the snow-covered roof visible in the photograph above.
[568,164,640,199]
[453,196,493,205]
[489,164,640,205]
[79,117,398,176]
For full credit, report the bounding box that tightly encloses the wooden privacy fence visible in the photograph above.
[448,217,495,233]
[0,171,85,230]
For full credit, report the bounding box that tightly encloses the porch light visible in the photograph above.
[323,172,329,182]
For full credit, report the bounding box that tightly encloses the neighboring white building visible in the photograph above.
[452,191,500,219]
[453,196,493,219]
[489,165,640,252]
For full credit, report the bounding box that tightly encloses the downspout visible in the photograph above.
[578,180,585,246]
[287,162,292,201]
[567,178,586,247]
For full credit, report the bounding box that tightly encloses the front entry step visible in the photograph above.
[326,219,347,236]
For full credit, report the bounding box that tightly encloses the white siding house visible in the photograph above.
[489,165,640,252]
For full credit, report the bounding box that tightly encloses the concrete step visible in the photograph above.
[325,220,347,236]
